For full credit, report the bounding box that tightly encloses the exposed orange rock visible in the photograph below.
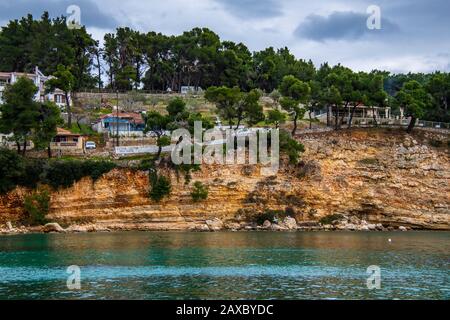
[1,129,449,231]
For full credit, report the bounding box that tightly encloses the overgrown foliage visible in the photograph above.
[0,78,64,157]
[23,189,51,226]
[43,160,117,189]
[1,12,448,136]
[149,174,172,202]
[0,12,97,89]
[279,130,305,164]
[0,148,25,194]
[191,181,209,202]
[0,150,116,194]
[205,86,264,129]
[394,80,433,133]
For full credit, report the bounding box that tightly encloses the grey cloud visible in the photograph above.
[0,0,118,29]
[214,0,282,19]
[295,11,399,42]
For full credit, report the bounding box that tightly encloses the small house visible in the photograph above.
[0,67,71,109]
[51,128,85,152]
[180,86,202,95]
[92,112,146,137]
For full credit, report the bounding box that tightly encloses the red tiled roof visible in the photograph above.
[56,128,82,137]
[99,112,145,124]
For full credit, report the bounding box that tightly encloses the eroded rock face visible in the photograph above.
[282,217,298,230]
[262,220,272,229]
[206,218,224,231]
[0,129,449,231]
[297,130,449,230]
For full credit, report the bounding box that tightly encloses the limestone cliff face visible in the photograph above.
[1,129,449,230]
[297,130,449,230]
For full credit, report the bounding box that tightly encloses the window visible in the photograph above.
[54,94,66,104]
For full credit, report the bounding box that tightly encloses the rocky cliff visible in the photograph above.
[1,129,449,232]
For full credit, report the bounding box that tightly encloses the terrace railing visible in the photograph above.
[342,117,450,133]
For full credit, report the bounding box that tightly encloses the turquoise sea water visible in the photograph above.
[0,231,448,300]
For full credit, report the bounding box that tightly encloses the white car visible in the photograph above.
[85,141,97,150]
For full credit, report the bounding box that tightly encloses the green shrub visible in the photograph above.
[150,175,172,202]
[191,181,209,202]
[0,152,116,193]
[18,159,45,189]
[157,136,172,148]
[44,160,78,189]
[279,130,305,164]
[82,160,117,181]
[44,160,116,189]
[140,158,156,171]
[0,148,24,194]
[24,190,50,226]
[319,214,344,225]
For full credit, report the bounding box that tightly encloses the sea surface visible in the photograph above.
[0,231,448,300]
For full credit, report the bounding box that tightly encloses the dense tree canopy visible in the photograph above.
[0,77,40,154]
[45,64,76,127]
[394,81,433,133]
[0,12,97,90]
[33,102,64,158]
[279,75,310,135]
[0,77,63,156]
[0,12,449,126]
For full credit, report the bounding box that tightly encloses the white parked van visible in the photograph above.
[85,141,97,150]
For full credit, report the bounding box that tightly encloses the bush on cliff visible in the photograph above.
[17,159,46,189]
[0,148,117,193]
[0,148,25,194]
[43,160,116,189]
[23,189,50,226]
[279,130,305,165]
[82,160,117,181]
[191,181,209,202]
[149,175,172,202]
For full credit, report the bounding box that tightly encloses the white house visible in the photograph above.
[180,86,202,95]
[0,66,70,109]
[92,112,147,137]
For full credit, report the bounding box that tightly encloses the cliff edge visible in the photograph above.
[1,129,449,232]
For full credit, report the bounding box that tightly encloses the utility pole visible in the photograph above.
[116,90,120,147]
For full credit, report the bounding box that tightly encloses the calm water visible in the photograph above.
[0,231,448,300]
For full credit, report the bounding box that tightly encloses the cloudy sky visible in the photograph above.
[1,0,449,73]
